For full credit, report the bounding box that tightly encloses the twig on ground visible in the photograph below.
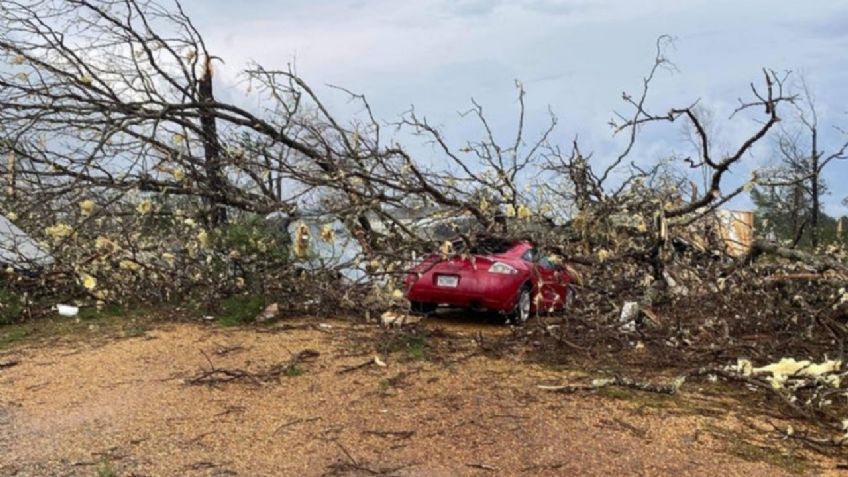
[338,356,385,374]
[0,360,19,370]
[466,462,498,472]
[213,345,245,356]
[538,375,683,395]
[324,440,413,476]
[520,462,565,473]
[186,349,320,386]
[273,416,322,435]
[362,430,415,439]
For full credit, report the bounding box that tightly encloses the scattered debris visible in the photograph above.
[324,440,414,476]
[55,304,78,317]
[186,349,320,386]
[715,209,754,257]
[256,303,280,322]
[362,429,414,439]
[619,301,639,332]
[639,306,660,327]
[213,345,245,356]
[539,375,685,395]
[338,355,386,374]
[272,416,321,435]
[381,311,422,328]
[619,301,640,321]
[0,360,19,370]
[466,462,498,472]
[752,358,841,379]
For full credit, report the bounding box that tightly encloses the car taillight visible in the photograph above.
[488,262,517,274]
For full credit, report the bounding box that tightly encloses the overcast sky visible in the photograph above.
[184,0,848,216]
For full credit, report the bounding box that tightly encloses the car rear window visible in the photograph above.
[452,235,516,255]
[522,249,558,269]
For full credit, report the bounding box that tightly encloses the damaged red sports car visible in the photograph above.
[404,241,574,324]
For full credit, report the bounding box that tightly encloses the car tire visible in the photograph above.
[410,301,436,315]
[509,286,531,325]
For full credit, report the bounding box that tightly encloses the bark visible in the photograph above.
[811,126,820,248]
[6,150,14,199]
[749,239,848,275]
[199,57,227,226]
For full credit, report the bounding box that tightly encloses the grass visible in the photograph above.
[596,384,812,474]
[379,372,409,393]
[727,439,810,475]
[0,285,25,325]
[593,383,728,419]
[0,287,24,326]
[216,295,266,327]
[0,305,155,351]
[706,425,811,475]
[122,323,148,338]
[95,460,117,477]
[78,303,126,321]
[405,338,427,360]
[377,331,430,361]
[0,327,30,348]
[0,293,272,351]
[595,386,680,410]
[285,364,304,377]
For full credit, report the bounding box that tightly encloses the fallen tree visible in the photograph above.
[0,0,847,450]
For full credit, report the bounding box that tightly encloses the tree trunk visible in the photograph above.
[199,57,227,226]
[791,185,801,243]
[6,150,15,199]
[810,127,819,248]
[749,239,847,276]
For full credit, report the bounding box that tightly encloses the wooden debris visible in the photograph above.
[362,429,415,439]
[766,273,844,282]
[185,349,319,386]
[466,462,498,472]
[381,311,423,328]
[256,303,280,322]
[539,375,684,395]
[338,356,386,374]
[0,360,19,370]
[273,416,321,435]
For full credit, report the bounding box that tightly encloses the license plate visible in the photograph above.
[436,275,459,288]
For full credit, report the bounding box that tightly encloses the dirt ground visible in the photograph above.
[0,314,844,476]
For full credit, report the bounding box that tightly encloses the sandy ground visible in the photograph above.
[0,316,842,476]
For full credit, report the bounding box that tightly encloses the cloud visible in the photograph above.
[185,0,848,216]
[448,0,504,17]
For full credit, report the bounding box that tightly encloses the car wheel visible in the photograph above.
[510,286,531,325]
[410,301,436,315]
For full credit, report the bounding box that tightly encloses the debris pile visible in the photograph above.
[519,211,848,449]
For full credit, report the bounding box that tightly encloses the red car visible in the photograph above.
[404,241,573,324]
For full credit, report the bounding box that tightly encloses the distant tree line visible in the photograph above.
[750,77,848,249]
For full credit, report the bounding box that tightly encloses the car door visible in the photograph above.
[522,249,566,310]
[541,256,572,310]
[536,255,568,310]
